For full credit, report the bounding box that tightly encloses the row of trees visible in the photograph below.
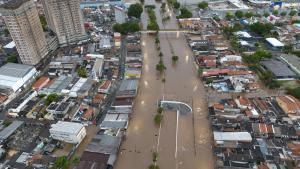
[226,9,299,21]
[154,34,167,75]
[147,8,159,31]
[271,10,297,17]
[225,11,256,20]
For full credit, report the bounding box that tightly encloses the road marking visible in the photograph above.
[175,110,179,159]
[156,123,162,152]
[193,85,198,92]
[144,80,148,87]
[185,55,189,62]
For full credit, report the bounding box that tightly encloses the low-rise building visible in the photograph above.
[261,58,297,80]
[280,54,300,77]
[49,121,86,144]
[266,37,284,50]
[32,76,50,91]
[0,63,38,93]
[276,95,300,116]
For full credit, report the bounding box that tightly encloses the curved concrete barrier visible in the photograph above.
[159,100,192,115]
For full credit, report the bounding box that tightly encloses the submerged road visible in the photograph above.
[115,1,214,169]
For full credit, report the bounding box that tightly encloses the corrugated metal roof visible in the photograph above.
[0,121,23,141]
[0,63,35,78]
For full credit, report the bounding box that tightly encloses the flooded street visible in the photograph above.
[114,1,214,168]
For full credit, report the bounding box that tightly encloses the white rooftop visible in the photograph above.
[4,41,15,49]
[266,38,284,47]
[0,63,35,78]
[50,121,84,134]
[235,31,252,38]
[213,131,252,141]
[239,40,250,46]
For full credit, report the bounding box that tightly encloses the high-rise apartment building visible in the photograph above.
[0,0,48,65]
[42,0,86,46]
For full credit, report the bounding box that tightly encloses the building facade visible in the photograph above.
[0,0,48,65]
[114,6,126,24]
[42,0,86,46]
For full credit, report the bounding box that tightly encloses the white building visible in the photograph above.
[91,58,104,81]
[114,6,126,24]
[266,38,284,48]
[0,63,38,93]
[220,55,242,63]
[9,90,37,115]
[50,121,86,144]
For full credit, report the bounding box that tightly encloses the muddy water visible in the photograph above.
[114,1,214,168]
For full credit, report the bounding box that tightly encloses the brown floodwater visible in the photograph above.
[114,1,214,168]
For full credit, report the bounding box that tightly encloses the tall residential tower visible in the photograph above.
[42,0,86,46]
[0,0,48,65]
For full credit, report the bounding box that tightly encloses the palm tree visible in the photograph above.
[172,55,179,63]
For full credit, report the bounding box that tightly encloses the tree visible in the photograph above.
[178,7,192,18]
[272,10,278,16]
[243,49,272,64]
[173,1,180,9]
[113,22,140,35]
[147,21,159,31]
[145,5,156,9]
[283,44,293,54]
[140,0,145,4]
[127,3,143,19]
[280,11,287,17]
[71,157,80,166]
[198,1,208,10]
[157,107,164,114]
[287,87,300,100]
[198,67,203,76]
[6,53,18,63]
[263,12,270,18]
[172,55,179,62]
[225,12,234,20]
[3,28,9,36]
[213,16,220,21]
[154,113,163,125]
[290,10,297,17]
[245,11,253,18]
[235,11,244,19]
[249,22,273,37]
[45,93,59,106]
[161,3,166,13]
[156,61,166,73]
[152,152,159,162]
[155,37,160,45]
[39,15,47,31]
[55,156,69,169]
[255,13,262,18]
[159,52,163,57]
[77,67,88,78]
[149,164,160,169]
[148,9,157,21]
